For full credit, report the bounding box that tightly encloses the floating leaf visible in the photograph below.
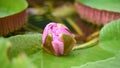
[75,0,120,25]
[12,54,36,68]
[8,34,42,58]
[0,0,28,18]
[71,19,120,68]
[72,19,120,68]
[77,0,120,12]
[4,20,120,68]
[99,19,120,53]
[0,38,11,68]
[30,46,114,68]
[0,38,36,68]
[6,33,115,68]
[72,52,120,68]
[0,0,28,36]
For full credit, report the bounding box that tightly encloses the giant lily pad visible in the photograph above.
[7,34,114,68]
[72,19,120,68]
[8,34,42,58]
[75,0,120,25]
[72,52,120,68]
[30,46,114,68]
[99,19,120,53]
[0,38,11,68]
[77,0,120,12]
[0,38,35,68]
[0,0,28,36]
[0,0,28,18]
[4,19,120,68]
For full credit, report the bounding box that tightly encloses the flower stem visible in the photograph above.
[72,38,98,50]
[86,31,100,41]
[66,18,84,36]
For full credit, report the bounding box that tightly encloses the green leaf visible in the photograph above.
[0,0,28,18]
[30,46,114,68]
[6,34,115,68]
[72,52,120,68]
[8,34,42,58]
[0,38,11,68]
[12,54,36,68]
[77,0,120,12]
[69,19,120,68]
[99,19,120,53]
[5,23,120,68]
[62,34,76,55]
[0,38,36,68]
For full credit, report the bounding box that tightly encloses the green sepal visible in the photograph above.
[61,34,76,55]
[43,34,55,55]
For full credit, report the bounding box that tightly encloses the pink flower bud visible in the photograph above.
[42,22,76,56]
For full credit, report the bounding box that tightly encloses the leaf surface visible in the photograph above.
[77,0,120,12]
[99,19,120,53]
[0,0,28,18]
[8,34,42,58]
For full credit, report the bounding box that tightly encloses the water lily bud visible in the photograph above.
[42,22,76,56]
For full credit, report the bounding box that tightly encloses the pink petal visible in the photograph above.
[52,40,64,55]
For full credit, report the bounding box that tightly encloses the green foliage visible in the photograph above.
[1,19,120,68]
[30,46,113,68]
[72,52,120,68]
[0,0,28,18]
[0,38,35,68]
[72,19,120,68]
[99,19,120,53]
[77,0,120,12]
[8,34,42,58]
[0,38,11,68]
[12,54,36,68]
